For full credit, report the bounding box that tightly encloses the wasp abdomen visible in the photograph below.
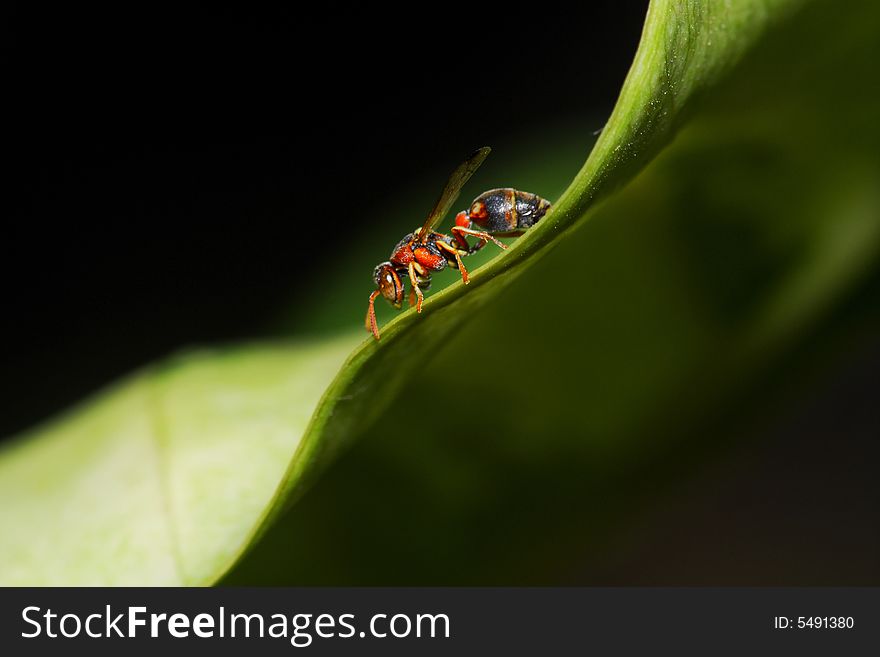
[469,188,551,234]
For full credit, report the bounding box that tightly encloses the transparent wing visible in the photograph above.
[417,146,491,242]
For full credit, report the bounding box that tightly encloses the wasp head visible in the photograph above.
[373,262,403,308]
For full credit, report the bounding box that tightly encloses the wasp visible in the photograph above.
[366,147,551,340]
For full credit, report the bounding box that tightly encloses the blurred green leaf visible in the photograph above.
[4,0,876,585]
[0,337,357,585]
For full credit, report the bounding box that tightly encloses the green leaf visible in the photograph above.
[3,0,878,585]
[0,337,357,585]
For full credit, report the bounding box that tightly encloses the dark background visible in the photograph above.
[2,1,648,438]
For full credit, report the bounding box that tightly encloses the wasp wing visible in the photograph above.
[417,146,491,243]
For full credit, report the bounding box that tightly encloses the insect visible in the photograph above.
[366,146,551,340]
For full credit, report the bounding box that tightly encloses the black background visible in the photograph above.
[2,1,648,438]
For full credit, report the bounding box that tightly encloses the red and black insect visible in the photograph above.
[366,147,551,340]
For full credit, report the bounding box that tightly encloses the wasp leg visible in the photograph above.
[366,289,381,340]
[451,226,508,253]
[469,238,488,254]
[435,240,470,284]
[408,273,432,307]
[408,262,425,313]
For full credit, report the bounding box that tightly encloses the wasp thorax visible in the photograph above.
[373,262,403,307]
